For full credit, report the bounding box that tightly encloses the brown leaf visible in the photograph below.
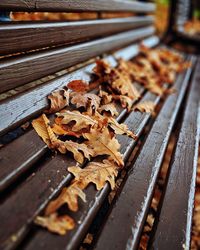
[93,60,112,77]
[57,110,98,131]
[69,159,119,190]
[146,82,164,96]
[113,95,133,111]
[45,182,86,214]
[111,69,140,100]
[35,213,75,235]
[133,101,155,114]
[98,103,119,117]
[71,92,100,110]
[67,80,89,92]
[83,127,124,167]
[47,89,70,113]
[108,117,137,139]
[32,114,58,148]
[99,89,113,104]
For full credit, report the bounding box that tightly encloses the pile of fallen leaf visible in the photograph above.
[32,45,190,235]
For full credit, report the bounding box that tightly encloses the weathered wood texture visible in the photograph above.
[0,0,155,12]
[150,58,200,250]
[0,36,158,136]
[0,16,154,55]
[94,56,195,250]
[0,26,155,93]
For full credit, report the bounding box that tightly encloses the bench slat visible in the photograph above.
[0,26,155,94]
[0,36,158,136]
[93,56,195,250]
[0,16,154,55]
[0,83,156,250]
[0,38,159,194]
[0,0,155,13]
[150,58,200,250]
[22,91,160,250]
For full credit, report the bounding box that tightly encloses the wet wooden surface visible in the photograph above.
[150,58,200,250]
[0,0,155,13]
[0,16,154,55]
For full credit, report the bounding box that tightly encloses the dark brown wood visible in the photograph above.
[0,0,155,12]
[0,39,156,198]
[93,57,195,250]
[0,26,155,94]
[0,35,158,136]
[0,16,154,55]
[0,86,156,250]
[150,58,200,250]
[22,90,161,250]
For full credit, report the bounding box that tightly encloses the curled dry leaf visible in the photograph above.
[133,101,155,115]
[71,92,100,110]
[93,59,112,77]
[83,127,124,167]
[67,80,89,92]
[47,89,70,113]
[57,110,97,131]
[35,213,75,235]
[32,114,92,163]
[98,103,119,117]
[32,114,58,148]
[108,117,137,139]
[146,82,164,96]
[45,182,86,215]
[113,95,133,111]
[110,69,140,100]
[99,89,113,104]
[68,159,119,190]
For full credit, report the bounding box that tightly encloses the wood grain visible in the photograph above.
[94,56,195,250]
[0,16,154,55]
[0,26,155,93]
[150,58,200,250]
[0,0,155,13]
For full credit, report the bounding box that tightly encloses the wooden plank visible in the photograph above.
[93,56,195,250]
[0,36,159,136]
[0,26,155,94]
[22,90,161,250]
[0,0,155,13]
[0,37,159,195]
[0,86,157,250]
[150,58,200,250]
[0,16,154,55]
[0,37,159,194]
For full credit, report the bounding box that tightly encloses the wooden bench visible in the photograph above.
[0,1,199,250]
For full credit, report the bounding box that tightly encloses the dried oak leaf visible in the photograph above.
[93,59,112,77]
[110,69,140,100]
[99,89,113,104]
[83,127,124,167]
[57,110,97,131]
[55,140,94,163]
[45,182,86,214]
[98,103,119,117]
[146,82,164,96]
[35,213,75,235]
[47,88,70,113]
[32,115,92,163]
[67,80,89,92]
[71,92,100,110]
[32,114,57,148]
[133,101,155,115]
[112,94,133,111]
[68,159,119,190]
[108,117,137,139]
